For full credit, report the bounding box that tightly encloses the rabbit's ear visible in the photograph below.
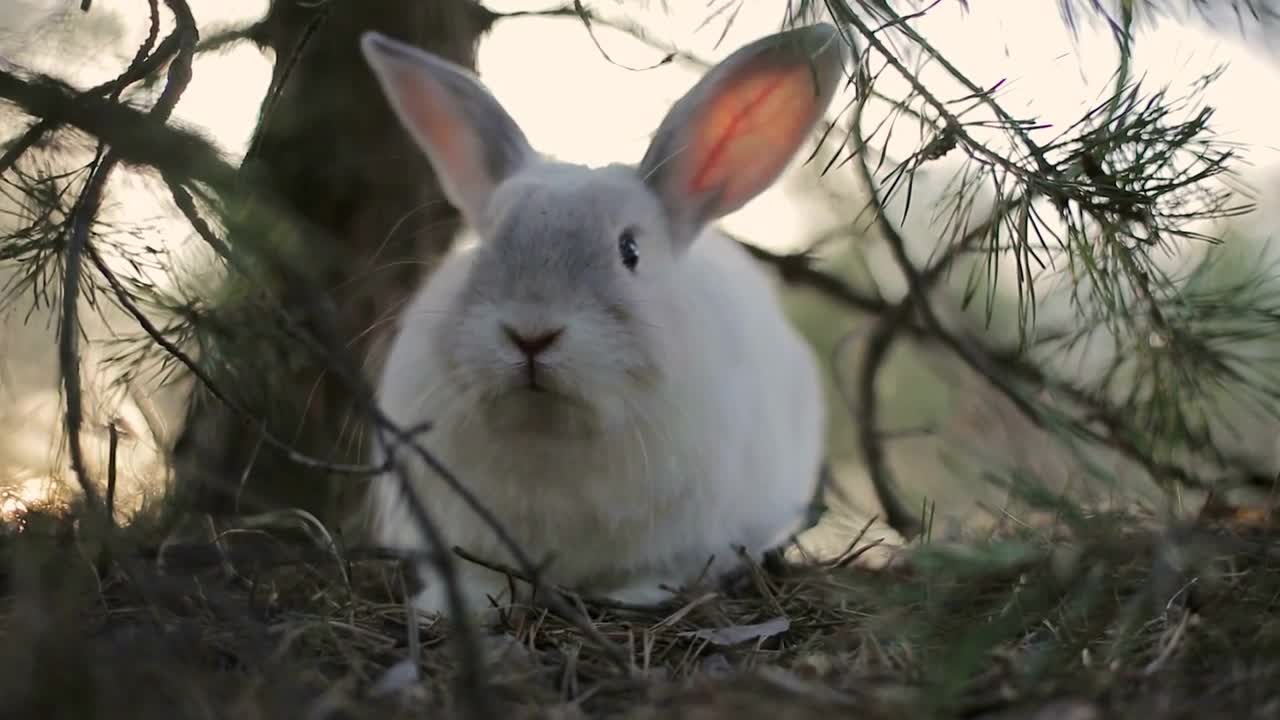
[638,24,845,248]
[361,31,534,228]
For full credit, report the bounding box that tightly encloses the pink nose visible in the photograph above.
[502,325,563,360]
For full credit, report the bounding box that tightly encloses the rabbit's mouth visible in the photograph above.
[483,361,570,403]
[501,356,582,397]
[484,382,598,435]
[521,360,549,392]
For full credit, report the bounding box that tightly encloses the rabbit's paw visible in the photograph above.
[604,576,683,608]
[410,566,521,624]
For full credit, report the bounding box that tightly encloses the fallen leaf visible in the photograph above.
[678,616,790,646]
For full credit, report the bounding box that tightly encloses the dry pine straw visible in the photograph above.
[0,506,1277,720]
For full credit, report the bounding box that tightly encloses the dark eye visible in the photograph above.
[618,229,639,272]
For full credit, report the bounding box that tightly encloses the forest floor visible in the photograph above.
[0,498,1277,720]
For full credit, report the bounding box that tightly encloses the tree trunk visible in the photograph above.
[171,0,494,538]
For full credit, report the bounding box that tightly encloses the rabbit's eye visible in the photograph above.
[618,229,640,272]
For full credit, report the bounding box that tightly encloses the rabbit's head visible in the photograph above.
[361,25,844,431]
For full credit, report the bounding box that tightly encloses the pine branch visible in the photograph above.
[0,69,237,190]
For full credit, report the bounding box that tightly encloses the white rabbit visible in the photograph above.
[357,24,845,619]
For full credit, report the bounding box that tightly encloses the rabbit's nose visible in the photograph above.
[502,325,563,360]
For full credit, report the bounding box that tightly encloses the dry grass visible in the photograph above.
[1,498,1277,720]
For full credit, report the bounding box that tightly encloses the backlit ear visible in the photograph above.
[638,23,846,247]
[360,31,534,228]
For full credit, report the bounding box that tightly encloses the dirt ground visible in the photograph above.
[0,492,1276,720]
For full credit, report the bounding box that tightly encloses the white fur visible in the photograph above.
[370,217,823,614]
[358,26,841,619]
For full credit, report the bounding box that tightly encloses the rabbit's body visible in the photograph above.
[359,24,844,617]
[370,167,823,609]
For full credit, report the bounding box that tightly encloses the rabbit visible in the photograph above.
[358,23,845,620]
